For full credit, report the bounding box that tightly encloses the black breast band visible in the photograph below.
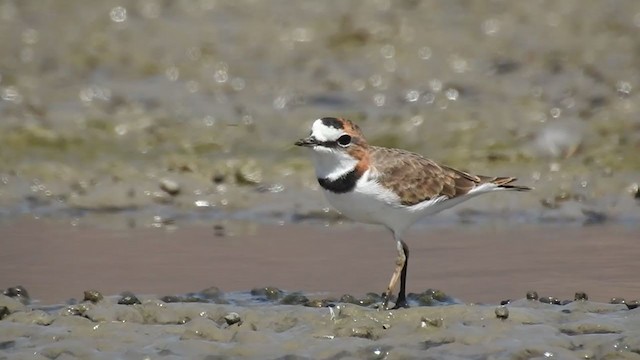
[317,168,360,193]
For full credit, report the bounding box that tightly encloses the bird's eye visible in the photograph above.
[337,134,352,147]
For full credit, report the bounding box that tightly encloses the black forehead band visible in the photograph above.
[320,117,344,129]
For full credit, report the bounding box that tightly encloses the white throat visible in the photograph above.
[311,149,357,181]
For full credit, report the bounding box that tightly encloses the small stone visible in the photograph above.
[63,303,90,317]
[3,286,30,305]
[118,292,141,305]
[349,326,377,340]
[83,289,104,303]
[574,292,588,301]
[224,312,241,326]
[0,306,9,320]
[235,160,262,185]
[539,296,560,305]
[420,317,442,328]
[160,295,181,303]
[250,286,283,301]
[212,174,226,184]
[495,306,509,320]
[526,290,539,300]
[159,178,181,196]
[305,299,329,308]
[500,299,511,305]
[411,292,435,307]
[358,292,382,306]
[431,289,450,302]
[625,300,640,310]
[339,294,358,304]
[280,292,309,306]
[610,297,626,305]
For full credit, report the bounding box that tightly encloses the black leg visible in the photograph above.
[392,240,409,309]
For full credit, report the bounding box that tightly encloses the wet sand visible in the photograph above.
[1,218,638,305]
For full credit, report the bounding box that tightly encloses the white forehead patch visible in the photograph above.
[311,119,345,142]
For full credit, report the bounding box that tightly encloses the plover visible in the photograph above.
[295,117,531,309]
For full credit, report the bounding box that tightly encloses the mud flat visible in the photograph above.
[1,291,640,359]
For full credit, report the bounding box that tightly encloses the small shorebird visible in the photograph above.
[295,117,531,309]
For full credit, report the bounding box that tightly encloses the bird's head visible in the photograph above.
[295,117,369,178]
[295,117,366,154]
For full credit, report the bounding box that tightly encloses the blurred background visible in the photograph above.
[0,0,639,229]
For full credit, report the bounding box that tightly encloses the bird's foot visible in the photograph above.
[380,293,409,310]
[391,298,409,310]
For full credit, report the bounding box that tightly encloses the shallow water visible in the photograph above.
[1,218,638,306]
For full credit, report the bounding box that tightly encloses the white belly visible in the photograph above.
[322,176,501,235]
[322,176,422,232]
[324,188,394,225]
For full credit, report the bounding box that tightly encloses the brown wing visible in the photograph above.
[369,146,528,206]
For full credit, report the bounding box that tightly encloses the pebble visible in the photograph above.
[339,294,358,304]
[118,292,142,305]
[212,174,226,184]
[420,317,443,328]
[160,295,181,303]
[280,292,309,306]
[539,296,560,305]
[3,286,30,305]
[625,300,639,310]
[83,289,104,303]
[159,178,181,196]
[250,286,284,301]
[495,306,509,320]
[526,291,539,300]
[235,160,262,185]
[305,299,330,308]
[574,292,588,301]
[224,312,241,326]
[358,292,382,306]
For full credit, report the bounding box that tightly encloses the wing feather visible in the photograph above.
[368,146,528,206]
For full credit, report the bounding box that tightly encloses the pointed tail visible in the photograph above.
[482,176,533,191]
